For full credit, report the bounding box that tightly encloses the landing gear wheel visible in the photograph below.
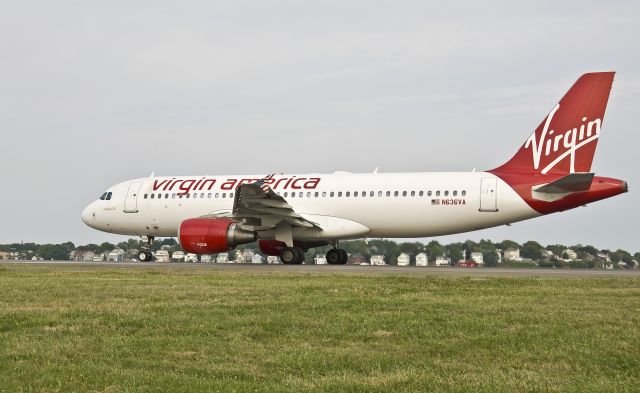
[326,249,342,265]
[280,247,305,264]
[337,249,349,264]
[138,251,153,262]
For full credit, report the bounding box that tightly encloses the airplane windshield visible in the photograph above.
[99,192,113,201]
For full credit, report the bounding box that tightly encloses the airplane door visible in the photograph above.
[124,182,142,213]
[479,177,498,212]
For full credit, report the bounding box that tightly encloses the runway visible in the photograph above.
[2,260,639,277]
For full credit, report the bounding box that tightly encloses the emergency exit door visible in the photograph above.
[479,177,498,212]
[124,182,142,213]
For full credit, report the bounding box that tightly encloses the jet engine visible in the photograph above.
[179,218,256,254]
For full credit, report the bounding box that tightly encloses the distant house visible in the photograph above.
[0,251,9,260]
[370,255,386,266]
[470,252,484,265]
[541,249,554,260]
[81,251,95,262]
[172,251,185,262]
[504,248,521,261]
[415,253,428,267]
[562,249,578,261]
[108,248,125,262]
[185,253,198,263]
[348,254,366,265]
[251,254,264,264]
[154,250,170,262]
[266,255,281,264]
[397,253,411,266]
[435,255,451,266]
[200,254,213,263]
[216,253,229,264]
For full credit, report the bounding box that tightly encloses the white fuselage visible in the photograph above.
[82,171,540,241]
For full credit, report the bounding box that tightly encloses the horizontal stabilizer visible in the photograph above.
[534,173,594,194]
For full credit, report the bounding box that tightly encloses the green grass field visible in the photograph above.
[1,266,639,393]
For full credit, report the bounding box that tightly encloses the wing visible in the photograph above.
[228,175,320,231]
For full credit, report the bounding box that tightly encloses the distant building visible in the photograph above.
[541,249,554,260]
[370,255,386,266]
[185,253,198,263]
[415,253,428,267]
[200,254,213,263]
[172,251,185,262]
[562,249,578,261]
[216,253,229,264]
[108,248,125,262]
[456,261,478,268]
[597,252,611,263]
[504,248,521,261]
[397,253,411,266]
[470,252,484,265]
[155,250,170,262]
[347,254,366,265]
[435,256,451,266]
[0,251,9,260]
[251,254,264,264]
[267,255,281,264]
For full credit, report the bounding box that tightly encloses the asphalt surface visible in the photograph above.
[2,260,639,277]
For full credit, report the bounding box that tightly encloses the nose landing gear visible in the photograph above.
[138,236,154,262]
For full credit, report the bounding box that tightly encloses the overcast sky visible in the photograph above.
[1,1,638,252]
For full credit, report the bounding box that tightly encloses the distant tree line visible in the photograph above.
[1,238,638,268]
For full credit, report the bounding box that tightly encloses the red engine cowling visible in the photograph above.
[179,218,256,254]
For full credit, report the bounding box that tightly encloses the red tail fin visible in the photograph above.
[492,72,615,175]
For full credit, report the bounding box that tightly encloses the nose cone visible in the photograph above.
[81,204,94,227]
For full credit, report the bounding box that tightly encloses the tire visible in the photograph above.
[138,251,148,262]
[337,249,349,265]
[281,247,304,264]
[326,249,342,265]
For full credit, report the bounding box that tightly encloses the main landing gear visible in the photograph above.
[326,248,348,265]
[138,236,154,262]
[280,247,305,265]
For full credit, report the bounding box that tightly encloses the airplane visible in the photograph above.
[82,72,628,264]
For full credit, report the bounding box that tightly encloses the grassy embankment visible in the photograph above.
[1,266,639,392]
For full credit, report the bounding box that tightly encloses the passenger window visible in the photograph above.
[307,192,311,197]
[453,190,457,196]
[402,191,407,197]
[291,192,295,198]
[222,193,226,198]
[436,191,440,196]
[462,190,467,196]
[230,193,234,198]
[299,192,303,197]
[208,193,212,198]
[186,193,190,198]
[193,193,197,199]
[144,194,148,199]
[419,191,424,197]
[215,193,219,198]
[394,191,399,197]
[172,193,176,199]
[362,191,366,197]
[346,192,350,197]
[158,194,162,199]
[314,192,319,197]
[338,191,342,197]
[444,191,449,196]
[386,191,390,197]
[411,191,415,197]
[428,191,432,196]
[354,191,358,197]
[165,193,169,199]
[179,194,183,199]
[322,192,327,197]
[376,191,380,197]
[330,192,334,197]
[151,194,155,199]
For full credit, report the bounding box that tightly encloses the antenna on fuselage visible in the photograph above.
[149,171,155,178]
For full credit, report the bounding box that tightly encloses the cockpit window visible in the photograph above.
[99,192,112,201]
[106,192,112,200]
[99,193,107,200]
